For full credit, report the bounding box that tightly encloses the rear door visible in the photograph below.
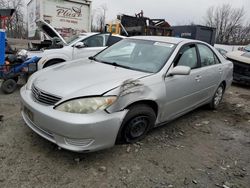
[196,44,223,100]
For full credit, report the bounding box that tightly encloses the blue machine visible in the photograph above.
[0,30,5,65]
[0,56,40,94]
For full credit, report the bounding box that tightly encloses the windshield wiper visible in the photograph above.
[92,58,135,71]
[109,62,134,70]
[88,56,96,61]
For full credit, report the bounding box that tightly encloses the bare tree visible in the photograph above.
[94,4,108,32]
[232,23,250,44]
[204,4,246,44]
[0,0,27,38]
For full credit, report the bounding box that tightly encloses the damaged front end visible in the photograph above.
[106,78,158,114]
[228,58,250,84]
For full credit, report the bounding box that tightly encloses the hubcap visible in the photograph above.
[214,87,223,106]
[128,116,148,138]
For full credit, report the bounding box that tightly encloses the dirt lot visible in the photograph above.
[0,84,249,188]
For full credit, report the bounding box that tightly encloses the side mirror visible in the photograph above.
[168,66,191,76]
[74,42,85,48]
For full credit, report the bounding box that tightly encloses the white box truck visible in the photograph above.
[27,0,92,39]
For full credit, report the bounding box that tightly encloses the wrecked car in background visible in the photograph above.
[27,20,126,70]
[21,36,233,152]
[226,44,250,84]
[216,48,228,58]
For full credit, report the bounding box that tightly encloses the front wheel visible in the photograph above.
[1,79,17,94]
[116,104,156,144]
[209,84,225,109]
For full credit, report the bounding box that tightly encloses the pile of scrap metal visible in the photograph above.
[106,11,172,37]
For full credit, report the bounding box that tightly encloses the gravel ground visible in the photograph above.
[0,83,250,188]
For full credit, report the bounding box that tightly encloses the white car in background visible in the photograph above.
[27,20,125,70]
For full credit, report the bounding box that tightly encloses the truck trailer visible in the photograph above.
[27,0,92,39]
[171,25,216,46]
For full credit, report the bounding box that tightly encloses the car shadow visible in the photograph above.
[232,82,250,89]
[25,104,209,163]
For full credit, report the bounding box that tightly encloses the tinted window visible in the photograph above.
[198,44,219,67]
[175,45,198,69]
[106,36,123,46]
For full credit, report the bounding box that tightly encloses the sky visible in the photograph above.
[91,0,250,25]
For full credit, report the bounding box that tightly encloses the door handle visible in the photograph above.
[195,75,202,82]
[219,68,223,74]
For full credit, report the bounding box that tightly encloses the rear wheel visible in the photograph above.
[209,84,225,109]
[1,79,17,94]
[116,104,156,144]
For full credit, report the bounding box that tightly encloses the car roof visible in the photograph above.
[78,33,126,38]
[129,36,198,44]
[79,32,99,36]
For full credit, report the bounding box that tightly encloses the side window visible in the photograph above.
[83,34,108,47]
[106,36,123,46]
[175,45,198,69]
[198,44,220,67]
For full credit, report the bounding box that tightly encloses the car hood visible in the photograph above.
[27,50,46,58]
[226,50,250,64]
[32,59,151,99]
[36,19,67,45]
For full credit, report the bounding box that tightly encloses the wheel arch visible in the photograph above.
[220,80,226,90]
[124,100,159,117]
[43,58,66,68]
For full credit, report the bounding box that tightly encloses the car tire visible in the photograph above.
[44,59,64,68]
[116,104,156,144]
[1,79,17,94]
[209,84,225,109]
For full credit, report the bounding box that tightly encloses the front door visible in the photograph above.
[162,44,205,121]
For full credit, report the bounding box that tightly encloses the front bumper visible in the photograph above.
[233,73,250,84]
[20,87,127,152]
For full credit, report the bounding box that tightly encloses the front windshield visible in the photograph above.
[95,39,176,73]
[244,44,250,52]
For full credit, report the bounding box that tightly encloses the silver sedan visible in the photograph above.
[20,36,233,152]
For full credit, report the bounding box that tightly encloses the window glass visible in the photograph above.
[106,36,123,46]
[83,34,107,47]
[244,44,250,52]
[104,42,136,57]
[95,39,176,73]
[214,54,221,64]
[175,45,198,69]
[198,44,218,67]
